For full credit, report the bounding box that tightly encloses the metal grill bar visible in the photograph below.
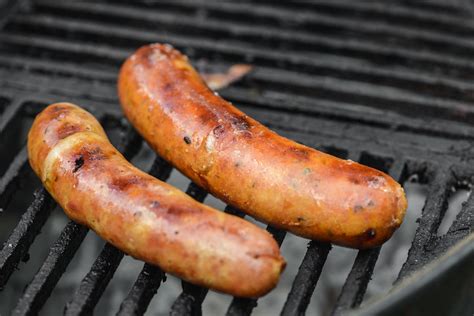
[12,221,89,316]
[245,69,474,122]
[267,226,287,246]
[243,0,474,36]
[147,155,174,186]
[7,5,474,84]
[116,263,164,316]
[6,13,474,81]
[332,248,381,316]
[64,243,124,316]
[4,21,473,124]
[302,1,474,36]
[0,71,117,105]
[430,185,474,258]
[3,14,474,109]
[117,128,144,163]
[396,1,463,14]
[447,191,474,235]
[226,297,257,316]
[0,96,8,113]
[0,98,23,134]
[0,33,127,66]
[0,3,473,137]
[0,146,28,209]
[31,1,474,61]
[170,283,207,316]
[3,18,474,126]
[93,0,474,37]
[0,189,55,289]
[0,55,116,81]
[397,168,453,280]
[206,88,474,142]
[280,241,331,316]
[1,2,462,96]
[223,205,246,218]
[3,40,472,114]
[183,182,208,204]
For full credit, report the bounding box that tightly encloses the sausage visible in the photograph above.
[27,102,285,297]
[118,44,408,249]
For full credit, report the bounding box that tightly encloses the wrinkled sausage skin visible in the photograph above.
[118,44,408,249]
[28,103,285,298]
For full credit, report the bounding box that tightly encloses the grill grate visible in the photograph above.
[0,0,473,315]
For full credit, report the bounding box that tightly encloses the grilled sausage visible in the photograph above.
[27,103,285,297]
[118,44,408,249]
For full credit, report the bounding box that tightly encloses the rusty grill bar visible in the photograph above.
[0,0,473,315]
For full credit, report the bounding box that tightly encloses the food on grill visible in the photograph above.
[27,103,285,298]
[118,43,408,249]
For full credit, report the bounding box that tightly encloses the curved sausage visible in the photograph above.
[118,44,408,249]
[27,103,285,297]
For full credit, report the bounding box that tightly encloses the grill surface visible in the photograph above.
[0,0,473,315]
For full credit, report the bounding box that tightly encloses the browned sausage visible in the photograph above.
[27,103,285,297]
[118,44,408,249]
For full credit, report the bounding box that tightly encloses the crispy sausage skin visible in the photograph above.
[27,103,285,297]
[118,44,408,249]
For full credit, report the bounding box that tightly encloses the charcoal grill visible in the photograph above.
[0,0,473,315]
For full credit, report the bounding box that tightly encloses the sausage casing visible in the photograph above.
[27,103,285,297]
[118,44,408,249]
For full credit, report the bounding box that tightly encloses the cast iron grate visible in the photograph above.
[0,0,473,315]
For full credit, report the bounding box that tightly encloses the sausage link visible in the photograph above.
[118,44,408,249]
[27,103,285,297]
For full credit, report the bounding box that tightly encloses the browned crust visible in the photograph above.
[27,102,285,297]
[118,43,408,249]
